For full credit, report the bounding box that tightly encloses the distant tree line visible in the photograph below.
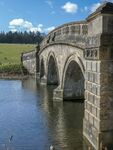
[0,31,45,44]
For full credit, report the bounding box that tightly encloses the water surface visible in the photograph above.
[0,78,87,150]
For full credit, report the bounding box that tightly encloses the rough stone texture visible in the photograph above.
[84,2,113,150]
[39,44,85,101]
[22,50,37,74]
[40,21,88,50]
[22,2,113,150]
[22,46,40,76]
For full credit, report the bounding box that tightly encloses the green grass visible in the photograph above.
[0,63,23,74]
[0,44,36,64]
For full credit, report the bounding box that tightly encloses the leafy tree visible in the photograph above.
[0,31,44,44]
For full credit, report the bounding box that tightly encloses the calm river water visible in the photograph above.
[0,77,88,150]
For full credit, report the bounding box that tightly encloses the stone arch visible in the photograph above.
[62,53,85,100]
[40,58,45,79]
[47,52,59,85]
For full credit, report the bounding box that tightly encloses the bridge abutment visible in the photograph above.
[83,3,113,149]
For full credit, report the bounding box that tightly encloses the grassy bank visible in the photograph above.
[0,44,36,64]
[0,44,36,77]
[0,63,28,79]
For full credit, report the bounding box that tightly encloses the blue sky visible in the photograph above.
[0,0,113,33]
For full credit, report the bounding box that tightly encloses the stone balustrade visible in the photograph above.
[40,21,88,50]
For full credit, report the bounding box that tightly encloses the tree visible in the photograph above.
[0,31,44,44]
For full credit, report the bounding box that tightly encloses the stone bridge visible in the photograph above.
[39,20,86,101]
[22,2,113,150]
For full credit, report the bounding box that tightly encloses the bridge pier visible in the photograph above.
[40,75,47,85]
[53,87,63,101]
[83,3,113,150]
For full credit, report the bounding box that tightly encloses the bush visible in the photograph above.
[0,63,23,74]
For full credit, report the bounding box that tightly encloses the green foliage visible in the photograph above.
[0,44,36,64]
[0,44,36,75]
[0,63,23,74]
[0,31,44,44]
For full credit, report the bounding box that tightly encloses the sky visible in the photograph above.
[0,0,113,33]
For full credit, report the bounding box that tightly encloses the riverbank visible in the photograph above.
[0,63,30,80]
[0,73,30,80]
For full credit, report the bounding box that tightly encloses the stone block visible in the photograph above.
[88,92,94,104]
[93,96,100,108]
[83,118,98,150]
[85,91,88,99]
[96,85,100,96]
[87,102,90,112]
[85,100,87,109]
[85,110,89,120]
[94,118,100,130]
[92,61,97,72]
[89,114,94,125]
[53,88,63,101]
[86,61,92,71]
[96,108,100,118]
[92,106,97,117]
[87,82,92,92]
[91,84,97,95]
[96,62,100,73]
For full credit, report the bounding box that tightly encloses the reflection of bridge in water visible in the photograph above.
[22,2,113,150]
[22,77,85,150]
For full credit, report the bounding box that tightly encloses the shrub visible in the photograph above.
[0,63,23,74]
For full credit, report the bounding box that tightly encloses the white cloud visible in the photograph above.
[33,24,44,33]
[29,27,39,32]
[9,19,33,31]
[90,3,101,13]
[38,24,43,28]
[23,21,33,29]
[9,18,55,33]
[9,19,25,26]
[62,2,78,13]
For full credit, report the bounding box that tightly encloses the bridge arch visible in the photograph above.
[40,58,45,79]
[47,52,59,85]
[62,54,85,100]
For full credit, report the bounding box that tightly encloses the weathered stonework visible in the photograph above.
[22,2,113,150]
[22,46,40,76]
[84,2,113,150]
[22,50,36,74]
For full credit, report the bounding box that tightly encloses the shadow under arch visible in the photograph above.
[62,54,85,100]
[40,58,45,79]
[47,52,59,85]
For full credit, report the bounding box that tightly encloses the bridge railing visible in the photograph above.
[40,21,88,49]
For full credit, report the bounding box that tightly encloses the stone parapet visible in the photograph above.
[40,21,88,50]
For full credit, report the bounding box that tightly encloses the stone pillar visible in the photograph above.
[35,45,40,79]
[53,86,63,101]
[40,75,47,85]
[83,2,113,150]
